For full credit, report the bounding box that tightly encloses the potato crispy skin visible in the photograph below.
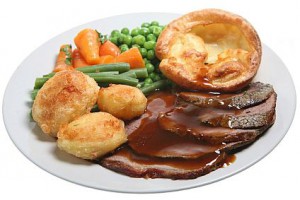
[32,70,99,137]
[97,84,147,120]
[57,112,127,160]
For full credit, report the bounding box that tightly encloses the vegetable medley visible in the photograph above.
[32,21,169,100]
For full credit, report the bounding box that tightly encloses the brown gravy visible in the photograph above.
[100,91,239,178]
[158,101,245,140]
[127,91,227,159]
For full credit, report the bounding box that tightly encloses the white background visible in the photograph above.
[1,0,299,199]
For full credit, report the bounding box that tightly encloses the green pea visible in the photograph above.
[121,28,130,35]
[151,21,159,26]
[149,72,156,80]
[152,27,162,37]
[144,41,156,50]
[131,28,140,36]
[147,49,155,60]
[139,48,147,58]
[123,35,132,46]
[146,34,157,42]
[146,63,155,73]
[132,35,146,46]
[139,27,150,36]
[132,44,141,49]
[109,37,118,45]
[141,22,151,28]
[144,77,153,84]
[148,26,156,34]
[143,58,150,64]
[111,30,120,37]
[118,34,126,44]
[153,74,162,82]
[120,44,129,53]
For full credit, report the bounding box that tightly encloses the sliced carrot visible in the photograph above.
[74,29,101,65]
[53,44,74,72]
[72,49,90,68]
[116,47,145,69]
[98,55,116,64]
[99,40,121,57]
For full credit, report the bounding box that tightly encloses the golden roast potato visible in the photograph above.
[97,84,147,120]
[57,112,127,160]
[156,9,262,92]
[32,70,99,137]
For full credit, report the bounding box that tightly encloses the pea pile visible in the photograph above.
[108,21,165,88]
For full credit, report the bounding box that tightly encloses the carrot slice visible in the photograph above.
[53,44,74,72]
[72,49,90,68]
[98,55,116,64]
[116,47,145,69]
[74,29,101,65]
[99,40,121,57]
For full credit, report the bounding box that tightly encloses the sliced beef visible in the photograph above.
[179,82,274,109]
[100,146,228,180]
[126,90,268,159]
[99,83,277,180]
[198,93,277,128]
[158,100,275,144]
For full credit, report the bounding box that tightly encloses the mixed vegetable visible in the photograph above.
[32,21,169,100]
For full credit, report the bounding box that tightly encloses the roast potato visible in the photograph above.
[156,9,261,92]
[97,84,147,120]
[32,70,99,137]
[57,112,127,160]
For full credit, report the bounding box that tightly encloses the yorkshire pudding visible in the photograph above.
[156,9,262,92]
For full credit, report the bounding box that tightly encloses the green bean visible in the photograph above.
[93,75,139,86]
[43,72,55,78]
[120,68,148,79]
[76,63,130,73]
[34,77,49,89]
[31,89,39,100]
[85,71,119,77]
[119,70,137,78]
[130,68,148,79]
[141,80,169,95]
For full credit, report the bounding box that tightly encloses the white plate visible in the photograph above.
[2,13,296,193]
